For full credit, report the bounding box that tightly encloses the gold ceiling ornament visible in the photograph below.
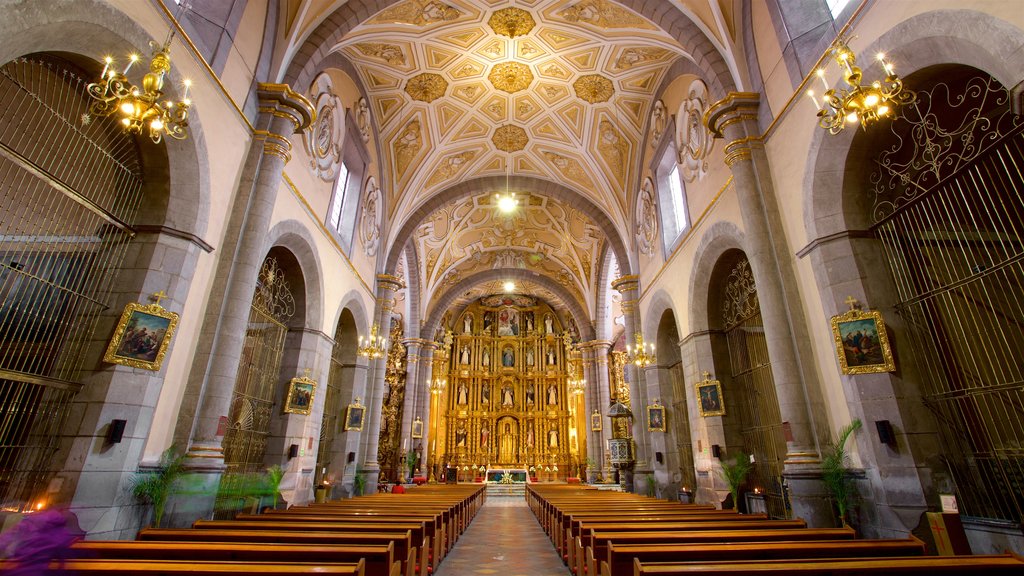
[405,72,448,102]
[492,124,528,152]
[573,74,614,104]
[85,3,192,143]
[488,61,534,94]
[488,6,536,38]
[806,36,915,135]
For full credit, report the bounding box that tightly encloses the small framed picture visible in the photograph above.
[696,372,725,417]
[647,403,666,432]
[591,410,602,431]
[412,417,424,439]
[344,398,366,431]
[283,375,316,415]
[103,299,180,371]
[831,306,896,375]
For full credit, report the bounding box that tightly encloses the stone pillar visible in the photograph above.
[416,342,437,474]
[359,273,405,492]
[172,83,312,518]
[706,93,827,523]
[397,338,424,478]
[592,340,613,481]
[679,330,724,505]
[612,275,651,490]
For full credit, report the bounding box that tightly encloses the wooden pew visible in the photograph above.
[72,541,398,576]
[632,554,1024,575]
[0,559,366,575]
[602,538,925,576]
[579,528,855,576]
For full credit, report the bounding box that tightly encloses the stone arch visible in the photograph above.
[265,219,325,331]
[594,246,615,341]
[804,9,1024,238]
[281,1,736,102]
[333,288,372,339]
[422,268,595,342]
[687,221,746,332]
[384,175,633,276]
[0,0,211,239]
[401,243,422,339]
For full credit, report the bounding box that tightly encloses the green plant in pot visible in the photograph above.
[718,452,752,511]
[264,465,284,509]
[584,457,598,482]
[644,473,656,497]
[405,451,418,481]
[822,418,863,527]
[130,446,186,528]
[352,471,366,497]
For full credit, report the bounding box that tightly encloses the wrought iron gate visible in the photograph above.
[314,338,345,487]
[666,360,696,491]
[871,71,1024,523]
[0,57,143,510]
[722,257,788,518]
[222,258,294,474]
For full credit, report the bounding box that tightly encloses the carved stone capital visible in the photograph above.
[256,82,315,134]
[705,91,760,139]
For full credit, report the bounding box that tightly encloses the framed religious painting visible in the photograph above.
[591,410,602,431]
[647,402,666,432]
[103,296,180,371]
[695,372,725,417]
[831,304,896,375]
[344,398,365,431]
[412,417,424,439]
[283,374,316,415]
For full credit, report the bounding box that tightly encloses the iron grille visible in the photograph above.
[314,338,344,487]
[0,57,142,510]
[666,360,696,491]
[723,257,788,518]
[871,71,1024,523]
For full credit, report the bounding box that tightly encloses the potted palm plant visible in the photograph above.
[130,446,186,528]
[718,452,752,511]
[352,471,366,497]
[822,418,863,527]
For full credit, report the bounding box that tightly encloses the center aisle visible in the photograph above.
[434,496,570,576]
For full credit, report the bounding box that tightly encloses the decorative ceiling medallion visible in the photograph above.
[488,61,534,94]
[492,124,528,152]
[405,72,448,102]
[573,74,614,103]
[488,7,536,38]
[676,79,713,182]
[302,73,344,181]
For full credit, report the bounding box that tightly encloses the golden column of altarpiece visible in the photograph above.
[430,295,586,479]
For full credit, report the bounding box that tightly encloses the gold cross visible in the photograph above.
[150,290,169,307]
[702,371,712,381]
[303,368,312,379]
[845,296,859,310]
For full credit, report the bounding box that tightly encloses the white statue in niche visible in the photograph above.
[526,348,535,366]
[482,348,490,367]
[548,428,558,448]
[356,97,371,143]
[463,314,473,334]
[547,347,556,365]
[544,314,554,334]
[460,345,470,365]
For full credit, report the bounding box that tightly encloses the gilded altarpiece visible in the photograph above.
[431,296,585,478]
[376,319,408,482]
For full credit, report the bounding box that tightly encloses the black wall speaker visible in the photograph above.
[347,452,356,464]
[107,419,127,444]
[655,451,664,464]
[288,444,299,459]
[711,444,722,459]
[876,420,896,447]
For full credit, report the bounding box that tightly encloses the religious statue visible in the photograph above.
[544,313,554,334]
[455,426,467,447]
[547,384,557,405]
[499,422,516,463]
[547,347,556,365]
[502,385,514,407]
[460,345,470,365]
[526,313,535,332]
[502,347,514,367]
[463,313,473,334]
[526,348,535,366]
[526,423,534,448]
[482,348,490,367]
[457,383,468,405]
[481,383,490,404]
[548,428,558,448]
[481,426,489,447]
[526,385,535,406]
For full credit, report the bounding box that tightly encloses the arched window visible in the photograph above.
[326,109,370,254]
[655,143,691,252]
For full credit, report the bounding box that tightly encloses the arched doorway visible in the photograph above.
[0,54,146,510]
[854,66,1024,524]
[709,251,787,517]
[656,310,696,494]
[315,308,358,489]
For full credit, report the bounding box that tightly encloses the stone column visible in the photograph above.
[416,342,437,474]
[359,273,405,492]
[397,338,423,478]
[173,84,312,517]
[612,275,652,488]
[592,340,613,481]
[706,93,827,523]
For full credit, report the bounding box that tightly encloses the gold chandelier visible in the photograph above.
[806,37,914,135]
[430,377,448,395]
[625,333,656,368]
[568,376,586,397]
[86,21,192,143]
[358,323,388,359]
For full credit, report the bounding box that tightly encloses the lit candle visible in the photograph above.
[101,56,112,79]
[816,69,829,91]
[806,90,821,110]
[123,54,139,75]
[403,438,408,451]
[183,79,192,100]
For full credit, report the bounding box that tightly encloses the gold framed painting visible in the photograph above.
[647,403,666,432]
[695,372,725,417]
[283,375,316,415]
[591,410,602,431]
[344,398,366,431]
[831,307,896,375]
[103,300,180,371]
[412,417,424,439]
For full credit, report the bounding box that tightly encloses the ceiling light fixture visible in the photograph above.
[503,281,516,293]
[494,123,519,214]
[806,36,914,135]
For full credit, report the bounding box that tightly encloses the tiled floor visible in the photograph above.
[435,496,570,576]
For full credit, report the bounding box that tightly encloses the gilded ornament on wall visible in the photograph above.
[426,150,477,188]
[650,99,667,148]
[356,97,372,143]
[488,7,536,38]
[558,0,655,30]
[369,0,461,26]
[488,62,534,94]
[635,177,657,256]
[676,79,713,182]
[613,47,672,71]
[597,119,628,182]
[361,177,382,257]
[573,74,614,104]
[302,73,344,181]
[493,124,528,152]
[394,119,423,180]
[355,42,407,66]
[406,72,448,102]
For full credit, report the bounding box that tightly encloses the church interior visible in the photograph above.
[1,0,1024,572]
